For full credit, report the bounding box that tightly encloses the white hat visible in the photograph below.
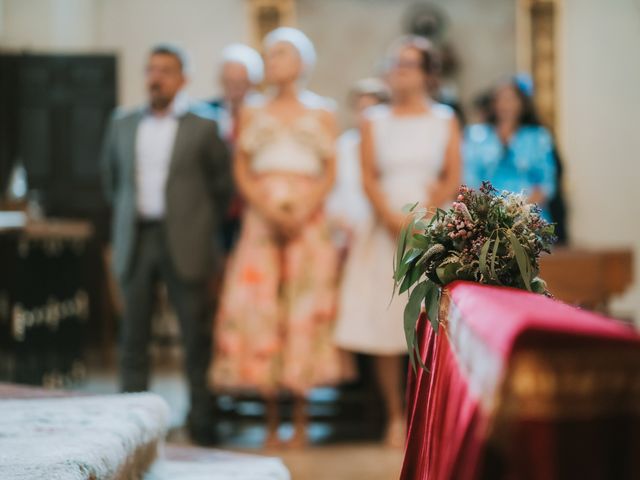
[220,43,264,85]
[263,27,316,76]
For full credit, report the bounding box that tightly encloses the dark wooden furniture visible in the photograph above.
[0,53,116,240]
[0,214,103,387]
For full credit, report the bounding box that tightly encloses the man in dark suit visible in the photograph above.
[101,44,231,444]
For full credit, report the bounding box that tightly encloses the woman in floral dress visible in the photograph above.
[208,27,348,448]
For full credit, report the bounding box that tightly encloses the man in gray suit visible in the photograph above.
[102,44,231,445]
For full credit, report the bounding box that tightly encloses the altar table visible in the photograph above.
[401,281,640,480]
[0,214,97,386]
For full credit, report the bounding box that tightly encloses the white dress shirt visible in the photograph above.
[135,93,189,219]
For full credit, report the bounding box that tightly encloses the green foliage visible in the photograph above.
[393,182,557,369]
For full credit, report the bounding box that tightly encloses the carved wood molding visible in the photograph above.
[517,0,558,132]
[246,0,297,49]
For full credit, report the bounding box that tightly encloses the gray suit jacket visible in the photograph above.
[101,106,232,282]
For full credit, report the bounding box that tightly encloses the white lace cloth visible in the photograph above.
[240,109,333,176]
[0,393,170,480]
[146,457,290,480]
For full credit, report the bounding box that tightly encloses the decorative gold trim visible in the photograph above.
[499,347,640,419]
[246,0,297,49]
[516,0,559,132]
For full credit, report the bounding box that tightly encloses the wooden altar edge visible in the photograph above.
[440,282,640,437]
[402,282,640,480]
[0,211,93,240]
[539,247,633,309]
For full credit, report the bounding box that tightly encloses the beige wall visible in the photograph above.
[558,0,640,321]
[0,0,248,106]
[299,0,517,126]
[1,0,517,122]
[0,0,98,48]
[98,0,248,107]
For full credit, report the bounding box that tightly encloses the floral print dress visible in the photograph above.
[209,108,349,395]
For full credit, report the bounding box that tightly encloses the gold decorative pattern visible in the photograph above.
[517,0,558,132]
[11,290,90,341]
[246,0,297,49]
[499,347,640,419]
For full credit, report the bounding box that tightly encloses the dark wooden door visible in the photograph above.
[18,54,117,215]
[0,55,21,195]
[4,54,116,236]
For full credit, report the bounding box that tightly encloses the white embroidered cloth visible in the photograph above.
[145,458,290,480]
[0,393,170,480]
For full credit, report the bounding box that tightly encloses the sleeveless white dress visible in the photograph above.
[334,103,453,354]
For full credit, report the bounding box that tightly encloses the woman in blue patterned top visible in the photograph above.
[463,76,557,220]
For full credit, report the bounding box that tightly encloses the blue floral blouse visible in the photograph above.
[463,124,557,220]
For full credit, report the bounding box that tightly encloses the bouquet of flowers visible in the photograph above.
[394,182,556,368]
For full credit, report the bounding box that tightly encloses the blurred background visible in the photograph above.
[1,0,639,478]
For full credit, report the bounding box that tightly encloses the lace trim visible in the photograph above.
[239,109,334,159]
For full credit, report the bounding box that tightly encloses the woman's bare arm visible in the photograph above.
[427,116,462,209]
[233,108,280,223]
[360,117,405,235]
[300,108,338,219]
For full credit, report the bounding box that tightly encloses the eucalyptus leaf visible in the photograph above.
[424,281,441,333]
[395,224,408,274]
[489,231,502,284]
[399,264,422,294]
[436,261,460,285]
[394,221,411,294]
[479,236,492,280]
[404,248,423,265]
[531,276,547,294]
[414,220,430,231]
[404,280,428,362]
[401,201,420,214]
[507,230,532,291]
[395,248,421,282]
[409,335,419,374]
[414,340,430,373]
[411,234,431,249]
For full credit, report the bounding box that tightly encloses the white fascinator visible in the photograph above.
[263,27,317,76]
[220,43,265,85]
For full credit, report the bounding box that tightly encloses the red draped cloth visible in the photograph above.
[401,281,640,480]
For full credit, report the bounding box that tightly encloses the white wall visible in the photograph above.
[558,0,640,321]
[0,0,98,49]
[0,0,248,106]
[1,0,516,121]
[98,0,249,107]
[299,0,517,126]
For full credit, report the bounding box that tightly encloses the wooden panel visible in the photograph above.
[540,248,633,309]
[248,0,297,48]
[70,106,107,180]
[19,107,51,177]
[530,0,556,130]
[0,55,21,195]
[15,54,116,217]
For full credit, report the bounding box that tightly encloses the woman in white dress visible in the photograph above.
[334,36,461,447]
